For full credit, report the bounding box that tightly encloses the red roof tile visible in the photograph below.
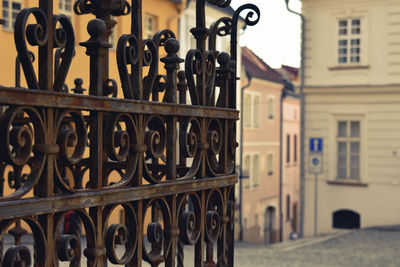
[281,65,299,77]
[241,47,283,84]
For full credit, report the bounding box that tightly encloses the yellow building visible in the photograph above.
[0,0,185,229]
[0,0,185,91]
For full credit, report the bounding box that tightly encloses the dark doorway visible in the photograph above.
[292,202,298,232]
[264,206,276,244]
[333,209,360,229]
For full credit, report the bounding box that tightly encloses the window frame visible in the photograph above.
[58,0,73,19]
[2,0,22,31]
[267,95,275,120]
[329,114,366,184]
[266,152,274,176]
[286,195,290,221]
[252,154,259,187]
[336,120,361,180]
[294,134,297,163]
[336,17,366,66]
[243,91,261,129]
[243,154,251,189]
[144,13,157,40]
[243,153,260,190]
[286,134,291,163]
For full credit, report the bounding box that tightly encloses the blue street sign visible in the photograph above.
[310,138,323,153]
[312,157,320,166]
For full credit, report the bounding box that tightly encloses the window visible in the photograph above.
[286,134,290,163]
[338,18,362,64]
[109,17,117,50]
[109,28,116,50]
[294,135,297,162]
[144,14,157,39]
[243,154,260,189]
[267,153,273,175]
[59,0,73,19]
[253,95,260,128]
[252,155,259,187]
[243,92,260,128]
[243,155,250,189]
[244,94,251,128]
[267,96,274,120]
[2,0,21,30]
[286,195,290,221]
[337,121,360,179]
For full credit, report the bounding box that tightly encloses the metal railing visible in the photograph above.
[0,0,259,266]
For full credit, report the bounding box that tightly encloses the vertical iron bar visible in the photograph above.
[195,190,205,267]
[38,0,55,266]
[131,0,143,100]
[80,18,111,267]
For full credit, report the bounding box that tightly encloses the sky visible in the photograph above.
[230,0,302,68]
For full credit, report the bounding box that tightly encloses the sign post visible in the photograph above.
[309,138,323,236]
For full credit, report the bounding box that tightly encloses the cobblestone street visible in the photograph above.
[5,226,400,266]
[233,226,400,266]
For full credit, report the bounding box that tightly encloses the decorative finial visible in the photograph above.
[71,78,86,94]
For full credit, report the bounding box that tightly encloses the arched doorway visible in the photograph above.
[264,206,276,244]
[333,209,360,229]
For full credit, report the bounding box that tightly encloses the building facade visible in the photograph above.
[240,47,284,243]
[281,83,301,241]
[302,0,400,236]
[0,0,184,89]
[0,0,184,229]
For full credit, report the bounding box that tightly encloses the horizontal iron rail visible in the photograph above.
[0,175,238,219]
[0,86,239,119]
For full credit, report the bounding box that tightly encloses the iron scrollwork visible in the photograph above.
[0,0,259,265]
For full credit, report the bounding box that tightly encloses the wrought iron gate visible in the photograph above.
[0,0,259,266]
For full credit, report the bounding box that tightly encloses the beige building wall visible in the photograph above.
[302,0,400,236]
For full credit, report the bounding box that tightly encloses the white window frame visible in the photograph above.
[243,154,251,189]
[58,0,73,19]
[252,154,259,187]
[243,93,251,128]
[109,16,117,50]
[243,153,260,189]
[144,13,157,40]
[336,16,366,66]
[329,114,366,182]
[336,119,361,180]
[243,91,261,129]
[2,0,22,31]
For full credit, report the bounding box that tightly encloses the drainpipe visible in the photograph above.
[285,0,306,238]
[239,70,252,241]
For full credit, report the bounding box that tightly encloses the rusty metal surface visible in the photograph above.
[0,0,259,266]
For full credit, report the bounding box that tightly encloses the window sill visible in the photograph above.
[328,65,370,71]
[244,127,260,130]
[327,180,368,187]
[2,28,14,33]
[285,163,298,167]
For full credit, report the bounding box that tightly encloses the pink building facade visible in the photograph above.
[237,47,300,244]
[239,47,283,244]
[281,86,301,241]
